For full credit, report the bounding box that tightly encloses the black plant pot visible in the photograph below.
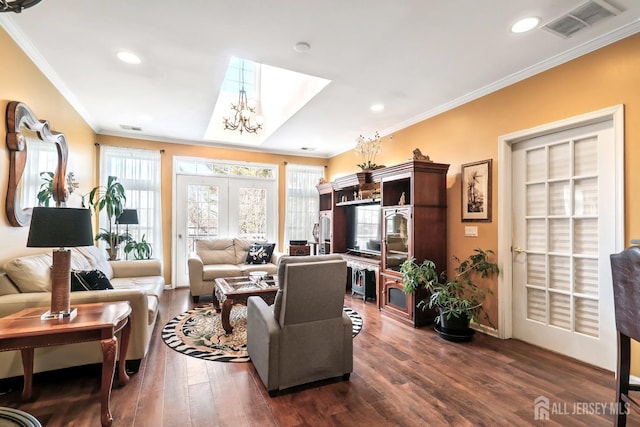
[434,310,475,342]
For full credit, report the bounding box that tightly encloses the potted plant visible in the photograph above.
[124,234,153,260]
[401,248,499,341]
[87,175,127,260]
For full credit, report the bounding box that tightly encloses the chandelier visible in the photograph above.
[0,0,41,13]
[223,60,263,135]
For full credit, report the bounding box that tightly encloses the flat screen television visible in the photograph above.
[347,204,381,256]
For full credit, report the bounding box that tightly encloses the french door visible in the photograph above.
[510,116,619,370]
[173,174,276,287]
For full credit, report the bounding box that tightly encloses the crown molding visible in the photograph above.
[0,15,98,131]
[382,19,640,138]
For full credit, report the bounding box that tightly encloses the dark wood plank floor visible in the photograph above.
[0,287,634,426]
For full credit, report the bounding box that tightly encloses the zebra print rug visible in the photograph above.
[162,305,363,363]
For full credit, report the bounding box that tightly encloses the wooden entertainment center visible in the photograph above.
[317,160,449,327]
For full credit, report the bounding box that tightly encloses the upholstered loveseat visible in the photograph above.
[187,238,282,302]
[0,245,164,380]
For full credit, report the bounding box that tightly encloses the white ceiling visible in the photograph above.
[1,0,639,158]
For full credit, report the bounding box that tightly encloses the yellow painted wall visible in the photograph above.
[329,33,640,368]
[0,27,96,263]
[95,135,327,284]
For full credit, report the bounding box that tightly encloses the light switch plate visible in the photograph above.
[464,226,478,237]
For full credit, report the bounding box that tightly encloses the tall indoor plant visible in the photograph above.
[401,248,499,341]
[87,175,127,260]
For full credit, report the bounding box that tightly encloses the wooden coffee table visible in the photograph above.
[213,276,278,334]
[0,301,131,427]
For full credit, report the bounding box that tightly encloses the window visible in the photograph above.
[284,164,324,246]
[99,146,162,260]
[220,57,258,98]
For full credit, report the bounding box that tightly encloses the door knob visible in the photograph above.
[513,246,526,254]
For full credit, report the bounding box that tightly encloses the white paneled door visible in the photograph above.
[511,118,618,370]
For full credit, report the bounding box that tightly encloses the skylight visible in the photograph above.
[220,57,257,98]
[204,57,331,146]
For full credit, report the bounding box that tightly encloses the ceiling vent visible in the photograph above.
[542,0,621,38]
[120,124,142,131]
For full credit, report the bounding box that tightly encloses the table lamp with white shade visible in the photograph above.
[26,207,94,320]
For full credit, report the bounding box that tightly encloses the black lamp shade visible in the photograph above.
[27,207,94,248]
[116,209,139,225]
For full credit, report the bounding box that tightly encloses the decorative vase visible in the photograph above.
[312,223,319,242]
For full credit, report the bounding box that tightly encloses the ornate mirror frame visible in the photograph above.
[5,101,69,226]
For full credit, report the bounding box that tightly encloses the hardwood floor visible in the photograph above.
[0,287,634,426]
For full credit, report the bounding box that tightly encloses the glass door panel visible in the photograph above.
[383,208,410,272]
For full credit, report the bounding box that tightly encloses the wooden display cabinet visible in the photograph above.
[316,160,448,326]
[374,160,449,327]
[318,211,332,254]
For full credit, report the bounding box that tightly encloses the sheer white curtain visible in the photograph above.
[284,164,324,248]
[99,145,163,261]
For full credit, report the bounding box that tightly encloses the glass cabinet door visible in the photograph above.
[382,208,410,271]
[319,211,332,254]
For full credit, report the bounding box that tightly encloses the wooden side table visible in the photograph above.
[0,301,132,427]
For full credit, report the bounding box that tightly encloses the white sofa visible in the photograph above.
[188,238,282,303]
[0,245,164,379]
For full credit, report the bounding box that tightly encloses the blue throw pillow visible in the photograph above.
[71,269,113,292]
[245,243,275,264]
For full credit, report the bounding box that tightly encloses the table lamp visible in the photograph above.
[116,209,138,260]
[27,207,94,320]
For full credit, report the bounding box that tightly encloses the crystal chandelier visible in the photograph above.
[0,0,41,13]
[223,60,263,134]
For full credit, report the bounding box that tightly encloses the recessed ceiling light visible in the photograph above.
[117,51,141,64]
[511,17,540,33]
[293,42,311,53]
[370,103,384,112]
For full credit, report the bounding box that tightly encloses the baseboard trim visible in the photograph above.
[470,321,500,338]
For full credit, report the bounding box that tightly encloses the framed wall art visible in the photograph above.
[461,159,492,222]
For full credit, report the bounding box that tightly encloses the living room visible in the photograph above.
[1,1,640,425]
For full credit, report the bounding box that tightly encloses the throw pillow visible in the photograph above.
[245,243,275,265]
[71,269,114,292]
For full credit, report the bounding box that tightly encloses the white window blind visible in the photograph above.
[284,164,324,246]
[99,145,163,261]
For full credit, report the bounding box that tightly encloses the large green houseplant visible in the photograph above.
[401,248,499,341]
[87,176,127,260]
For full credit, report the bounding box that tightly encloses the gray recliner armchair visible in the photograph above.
[247,254,353,396]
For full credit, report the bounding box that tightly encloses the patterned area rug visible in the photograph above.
[162,304,363,363]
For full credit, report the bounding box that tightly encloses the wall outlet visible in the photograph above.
[464,226,478,237]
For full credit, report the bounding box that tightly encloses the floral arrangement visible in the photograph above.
[354,131,382,170]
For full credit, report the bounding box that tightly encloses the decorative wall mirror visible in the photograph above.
[5,101,69,226]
